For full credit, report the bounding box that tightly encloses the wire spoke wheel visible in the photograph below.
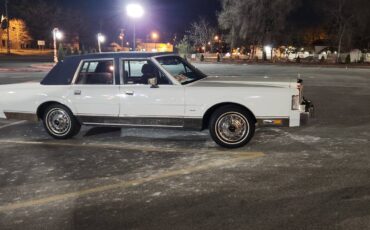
[46,108,71,135]
[42,104,80,139]
[210,105,255,148]
[216,112,249,144]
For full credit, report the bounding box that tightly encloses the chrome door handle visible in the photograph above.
[125,91,134,96]
[74,90,81,95]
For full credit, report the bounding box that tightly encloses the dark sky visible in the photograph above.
[63,0,221,43]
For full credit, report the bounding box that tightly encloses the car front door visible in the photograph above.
[119,59,185,127]
[69,59,120,122]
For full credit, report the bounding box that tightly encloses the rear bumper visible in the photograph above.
[299,98,314,126]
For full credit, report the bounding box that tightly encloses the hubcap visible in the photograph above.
[46,108,71,135]
[216,112,249,144]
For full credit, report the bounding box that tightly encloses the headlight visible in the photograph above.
[292,95,300,110]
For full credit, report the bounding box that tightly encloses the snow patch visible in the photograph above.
[151,192,162,197]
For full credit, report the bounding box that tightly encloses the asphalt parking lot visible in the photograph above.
[1,63,370,230]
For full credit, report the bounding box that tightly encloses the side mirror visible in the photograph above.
[148,77,159,88]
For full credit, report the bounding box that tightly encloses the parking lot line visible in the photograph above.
[0,139,244,155]
[0,121,27,130]
[0,151,264,212]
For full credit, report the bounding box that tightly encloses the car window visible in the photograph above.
[122,60,171,85]
[156,56,206,85]
[75,60,114,85]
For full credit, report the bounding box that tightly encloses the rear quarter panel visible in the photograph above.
[0,83,74,118]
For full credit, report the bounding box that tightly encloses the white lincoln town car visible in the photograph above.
[0,52,313,148]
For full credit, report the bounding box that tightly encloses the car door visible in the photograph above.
[119,59,185,127]
[68,59,120,120]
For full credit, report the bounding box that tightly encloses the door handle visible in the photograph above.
[125,91,134,96]
[74,90,81,95]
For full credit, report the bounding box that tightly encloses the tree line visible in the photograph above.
[1,0,94,50]
[183,0,370,58]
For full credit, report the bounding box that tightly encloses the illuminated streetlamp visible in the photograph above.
[52,28,63,63]
[119,29,125,48]
[97,33,106,53]
[151,32,159,51]
[126,3,144,51]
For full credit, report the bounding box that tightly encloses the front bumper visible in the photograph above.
[258,98,314,127]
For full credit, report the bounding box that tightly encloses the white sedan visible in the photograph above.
[0,53,313,148]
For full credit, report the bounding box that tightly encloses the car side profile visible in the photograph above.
[0,52,313,148]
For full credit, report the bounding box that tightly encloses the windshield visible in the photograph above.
[155,56,207,85]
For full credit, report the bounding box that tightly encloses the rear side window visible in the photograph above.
[75,60,114,85]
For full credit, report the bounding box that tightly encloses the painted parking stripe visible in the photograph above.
[0,121,27,130]
[0,151,264,212]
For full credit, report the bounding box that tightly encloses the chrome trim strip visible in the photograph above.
[77,116,203,130]
[83,122,183,128]
[256,116,289,119]
[75,114,202,119]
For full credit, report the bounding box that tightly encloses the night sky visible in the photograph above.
[62,0,221,43]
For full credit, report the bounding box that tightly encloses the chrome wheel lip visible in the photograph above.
[46,108,72,136]
[215,112,250,145]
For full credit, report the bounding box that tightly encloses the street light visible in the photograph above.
[52,28,63,63]
[151,32,159,51]
[126,3,144,51]
[97,33,106,53]
[119,29,125,48]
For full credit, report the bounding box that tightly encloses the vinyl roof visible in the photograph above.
[65,52,175,61]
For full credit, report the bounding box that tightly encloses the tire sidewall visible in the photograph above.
[42,104,80,139]
[210,106,255,148]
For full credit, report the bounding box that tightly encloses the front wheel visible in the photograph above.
[209,106,255,148]
[42,104,81,139]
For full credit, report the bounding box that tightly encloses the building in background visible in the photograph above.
[137,42,173,52]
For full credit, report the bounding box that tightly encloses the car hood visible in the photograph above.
[189,75,297,88]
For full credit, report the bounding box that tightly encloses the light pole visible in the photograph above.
[126,3,144,51]
[214,35,220,51]
[151,32,159,51]
[97,33,106,53]
[5,0,10,55]
[52,28,63,63]
[119,29,125,48]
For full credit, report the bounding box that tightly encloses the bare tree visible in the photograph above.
[187,18,215,51]
[218,0,298,56]
[322,0,358,62]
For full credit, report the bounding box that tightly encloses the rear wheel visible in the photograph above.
[42,104,81,139]
[209,105,255,148]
